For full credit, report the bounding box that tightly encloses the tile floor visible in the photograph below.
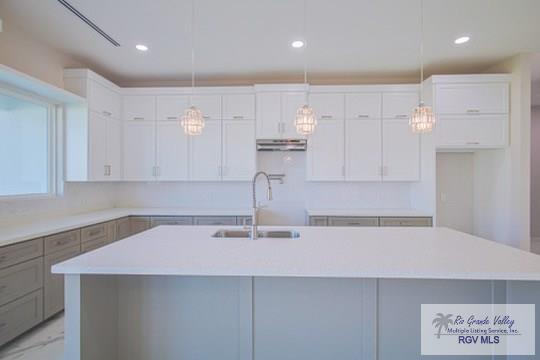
[0,314,64,360]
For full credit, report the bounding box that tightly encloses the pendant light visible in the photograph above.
[294,0,317,136]
[181,0,205,136]
[409,0,435,134]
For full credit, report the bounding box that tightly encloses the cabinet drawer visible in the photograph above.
[81,236,108,253]
[345,93,381,119]
[44,245,80,319]
[309,93,345,120]
[191,95,222,120]
[44,230,80,255]
[328,217,379,227]
[435,83,508,115]
[236,216,252,226]
[0,239,43,270]
[156,95,190,121]
[123,95,156,121]
[222,94,255,119]
[81,223,107,243]
[379,217,432,227]
[309,216,328,226]
[382,92,419,119]
[193,216,237,226]
[0,258,43,307]
[150,216,193,227]
[435,115,508,148]
[130,217,151,235]
[0,289,43,347]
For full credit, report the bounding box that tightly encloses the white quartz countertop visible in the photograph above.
[53,225,540,281]
[0,208,251,247]
[306,208,432,217]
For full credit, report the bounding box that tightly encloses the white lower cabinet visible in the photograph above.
[124,121,156,180]
[156,121,189,180]
[44,245,80,319]
[382,120,420,181]
[307,118,345,181]
[222,120,255,181]
[345,119,382,181]
[190,120,222,181]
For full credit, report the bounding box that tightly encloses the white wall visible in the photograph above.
[436,153,474,234]
[531,106,540,240]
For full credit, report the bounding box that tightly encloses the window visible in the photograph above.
[0,90,55,197]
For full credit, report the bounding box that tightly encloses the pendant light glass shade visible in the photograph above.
[295,104,317,135]
[181,106,204,136]
[409,102,435,134]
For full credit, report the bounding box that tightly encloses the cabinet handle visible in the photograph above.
[88,229,102,236]
[102,111,112,117]
[466,141,480,145]
[0,285,7,292]
[166,116,177,120]
[395,115,409,119]
[132,117,145,121]
[55,239,70,246]
[281,122,286,133]
[203,115,210,119]
[341,165,345,177]
[357,114,369,118]
[233,115,244,119]
[466,109,480,113]
[0,255,6,262]
[321,115,333,119]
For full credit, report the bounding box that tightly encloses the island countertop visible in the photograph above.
[52,225,540,281]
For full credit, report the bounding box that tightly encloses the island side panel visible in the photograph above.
[116,275,252,360]
[378,279,506,360]
[64,274,119,360]
[253,277,377,360]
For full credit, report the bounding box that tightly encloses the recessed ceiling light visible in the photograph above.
[291,40,305,48]
[136,44,149,51]
[454,36,470,45]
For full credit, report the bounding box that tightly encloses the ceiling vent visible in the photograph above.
[57,0,120,47]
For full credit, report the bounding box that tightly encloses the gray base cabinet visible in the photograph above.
[44,245,80,319]
[309,215,433,227]
[0,289,43,346]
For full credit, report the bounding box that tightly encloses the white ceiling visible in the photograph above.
[1,0,540,86]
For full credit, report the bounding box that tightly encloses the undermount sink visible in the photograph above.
[212,229,300,239]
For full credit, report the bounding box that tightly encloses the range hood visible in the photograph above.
[256,139,307,151]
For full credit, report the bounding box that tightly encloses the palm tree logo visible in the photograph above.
[432,313,453,339]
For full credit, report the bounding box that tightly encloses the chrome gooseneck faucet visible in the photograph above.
[251,171,273,240]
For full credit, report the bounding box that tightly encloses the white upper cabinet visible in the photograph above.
[435,115,507,148]
[123,96,156,121]
[88,80,121,118]
[87,112,108,181]
[156,121,189,180]
[107,117,123,180]
[281,92,306,138]
[123,121,156,181]
[256,92,282,138]
[156,95,190,121]
[309,93,345,120]
[222,94,255,120]
[345,93,381,119]
[345,119,382,181]
[191,95,221,120]
[382,92,419,119]
[189,120,222,181]
[382,119,420,181]
[435,83,509,115]
[222,120,255,181]
[306,118,345,181]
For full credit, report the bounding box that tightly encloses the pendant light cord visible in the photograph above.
[303,0,308,103]
[190,0,195,105]
[419,0,424,104]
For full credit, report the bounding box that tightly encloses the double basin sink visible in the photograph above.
[212,229,300,239]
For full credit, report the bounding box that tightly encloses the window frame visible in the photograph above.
[0,86,59,200]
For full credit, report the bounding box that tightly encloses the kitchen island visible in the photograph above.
[53,226,540,360]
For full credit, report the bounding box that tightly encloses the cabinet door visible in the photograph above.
[106,221,117,243]
[89,80,121,118]
[222,120,255,181]
[306,118,345,181]
[222,94,255,120]
[0,290,43,347]
[107,117,122,180]
[156,121,189,180]
[156,95,190,121]
[382,93,419,119]
[88,112,108,181]
[309,93,345,120]
[435,115,508,148]
[189,120,222,180]
[281,92,307,138]
[44,245,80,319]
[382,119,420,181]
[123,121,156,180]
[116,218,131,240]
[130,217,151,235]
[435,83,508,115]
[256,92,281,139]
[345,119,382,181]
[345,93,381,119]
[123,96,156,121]
[191,95,222,120]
